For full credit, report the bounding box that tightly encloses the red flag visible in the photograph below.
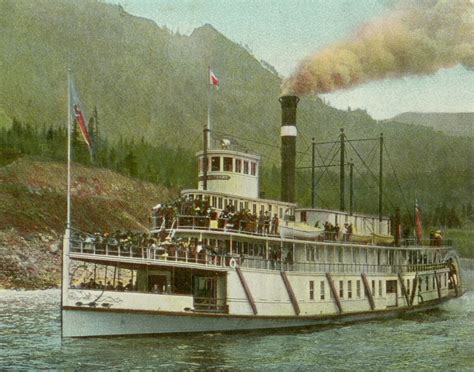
[69,79,92,151]
[415,199,422,243]
[209,69,219,89]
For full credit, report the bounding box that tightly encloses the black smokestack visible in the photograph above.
[279,95,299,203]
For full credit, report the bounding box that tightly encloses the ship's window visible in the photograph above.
[239,202,244,211]
[196,194,202,200]
[339,281,344,298]
[348,280,352,299]
[253,204,257,214]
[224,157,233,172]
[320,281,325,300]
[372,280,376,297]
[432,275,435,289]
[212,196,217,207]
[356,280,361,298]
[260,204,264,212]
[309,281,314,300]
[444,273,447,287]
[245,201,249,210]
[365,249,368,263]
[301,211,307,223]
[233,200,238,209]
[243,242,249,255]
[315,246,320,261]
[386,280,397,294]
[211,157,221,171]
[235,159,242,173]
[198,158,203,172]
[243,161,249,174]
[306,246,315,261]
[379,280,382,297]
[425,276,429,291]
[218,197,223,209]
[251,162,256,176]
[406,279,410,295]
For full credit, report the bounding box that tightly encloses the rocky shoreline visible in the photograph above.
[0,229,62,290]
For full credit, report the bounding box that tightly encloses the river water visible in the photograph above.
[1,271,473,370]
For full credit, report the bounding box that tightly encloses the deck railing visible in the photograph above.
[70,240,448,275]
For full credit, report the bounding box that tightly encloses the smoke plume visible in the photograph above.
[282,0,473,96]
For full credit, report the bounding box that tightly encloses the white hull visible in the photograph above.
[62,300,446,338]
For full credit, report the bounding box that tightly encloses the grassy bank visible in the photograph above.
[445,224,474,258]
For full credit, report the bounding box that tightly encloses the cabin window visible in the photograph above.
[309,281,314,300]
[339,281,344,298]
[234,200,238,209]
[239,202,244,211]
[211,157,221,171]
[365,249,368,264]
[211,196,217,207]
[315,246,320,261]
[379,280,382,297]
[425,276,429,291]
[432,275,435,290]
[198,158,203,172]
[356,280,361,298]
[353,248,357,263]
[348,280,352,299]
[301,211,307,223]
[245,201,249,210]
[243,161,249,174]
[444,273,447,287]
[386,280,397,294]
[260,205,265,212]
[372,280,376,297]
[235,159,242,173]
[406,279,410,295]
[253,204,257,214]
[269,205,272,212]
[224,157,233,172]
[251,162,256,176]
[218,197,223,209]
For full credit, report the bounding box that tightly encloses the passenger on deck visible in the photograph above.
[116,281,125,291]
[125,279,133,291]
[271,214,279,235]
[264,211,271,235]
[106,281,114,290]
[257,211,265,234]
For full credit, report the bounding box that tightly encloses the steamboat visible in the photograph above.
[61,96,463,337]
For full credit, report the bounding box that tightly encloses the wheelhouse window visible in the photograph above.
[243,161,249,174]
[224,157,233,172]
[251,162,256,176]
[235,159,242,173]
[211,157,221,171]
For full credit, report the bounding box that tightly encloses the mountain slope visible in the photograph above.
[392,112,474,137]
[0,0,472,214]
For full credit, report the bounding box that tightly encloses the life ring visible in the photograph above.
[229,258,237,269]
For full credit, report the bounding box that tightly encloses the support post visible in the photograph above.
[361,273,375,310]
[398,272,410,306]
[409,273,418,306]
[434,271,442,301]
[311,137,315,209]
[280,271,300,315]
[326,272,343,313]
[202,126,209,191]
[379,133,383,222]
[235,267,258,315]
[349,159,354,216]
[339,128,345,211]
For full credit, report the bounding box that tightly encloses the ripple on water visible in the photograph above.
[1,286,474,369]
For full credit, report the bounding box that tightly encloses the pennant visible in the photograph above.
[209,69,219,89]
[69,78,92,151]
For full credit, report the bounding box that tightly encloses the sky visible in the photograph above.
[110,0,474,119]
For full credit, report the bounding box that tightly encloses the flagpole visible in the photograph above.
[67,69,72,229]
[207,65,211,149]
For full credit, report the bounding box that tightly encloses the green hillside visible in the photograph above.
[0,0,472,218]
[392,112,474,137]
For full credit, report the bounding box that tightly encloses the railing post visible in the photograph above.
[106,244,109,256]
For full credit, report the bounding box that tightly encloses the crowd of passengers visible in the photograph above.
[152,196,281,235]
[75,277,136,292]
[322,221,353,241]
[72,227,294,265]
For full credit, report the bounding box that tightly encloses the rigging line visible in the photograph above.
[366,141,380,170]
[295,170,329,206]
[315,143,340,187]
[350,150,397,212]
[212,130,281,149]
[383,142,413,220]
